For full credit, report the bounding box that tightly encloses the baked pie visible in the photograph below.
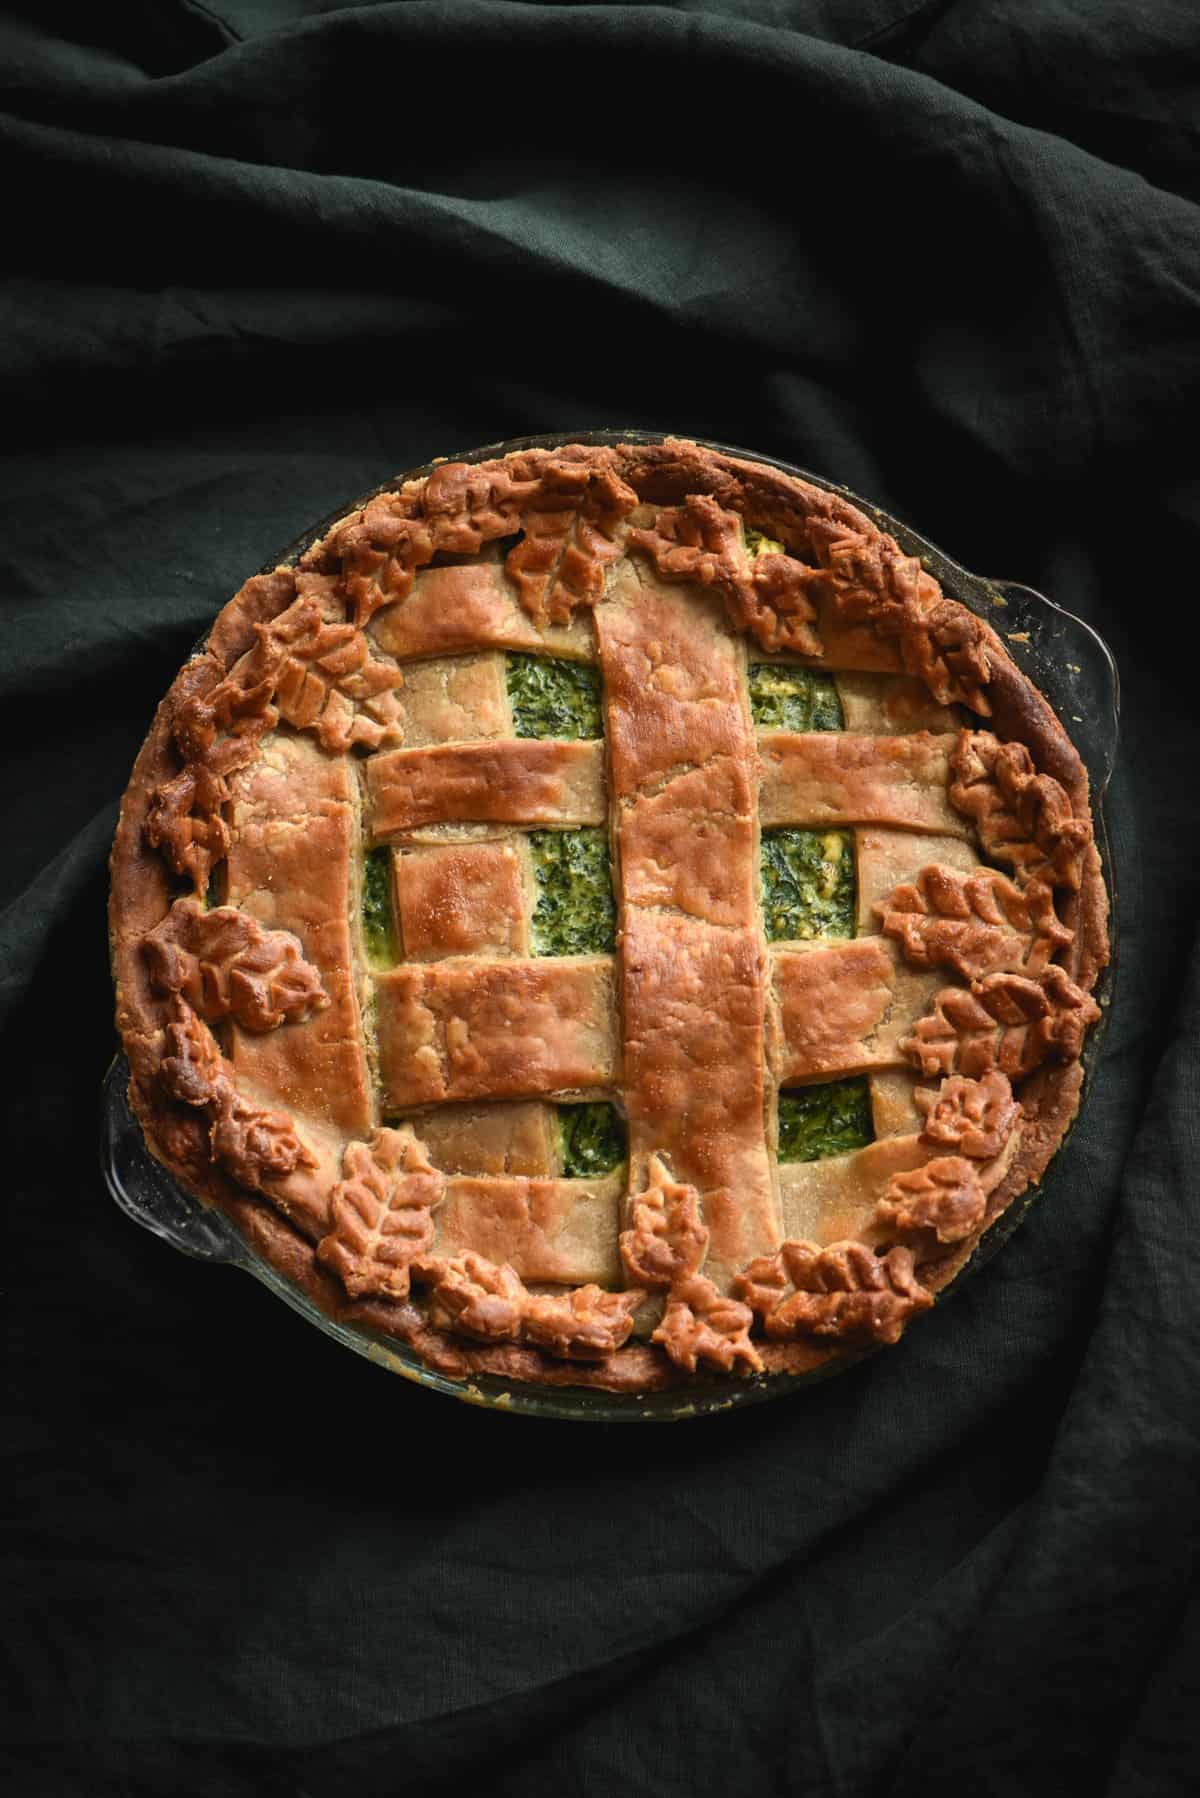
[108,437,1109,1394]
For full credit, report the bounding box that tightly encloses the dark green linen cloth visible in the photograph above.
[2,4,1197,1793]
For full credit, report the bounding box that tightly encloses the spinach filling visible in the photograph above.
[744,526,786,557]
[507,653,602,741]
[558,1102,626,1178]
[362,847,397,967]
[529,827,615,957]
[748,663,842,733]
[761,828,855,941]
[778,1078,873,1163]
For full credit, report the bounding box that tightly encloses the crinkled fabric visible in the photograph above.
[2,4,1197,1794]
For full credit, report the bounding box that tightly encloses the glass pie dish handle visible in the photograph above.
[976,578,1119,801]
[100,1057,250,1266]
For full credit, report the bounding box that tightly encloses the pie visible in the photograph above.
[108,437,1109,1394]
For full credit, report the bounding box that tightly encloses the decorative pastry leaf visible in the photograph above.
[147,584,404,892]
[901,966,1101,1080]
[159,996,225,1107]
[874,1156,987,1244]
[252,594,404,754]
[619,1154,709,1288]
[420,458,545,554]
[144,897,328,1032]
[904,595,993,715]
[652,1273,763,1375]
[803,517,992,711]
[416,1239,650,1360]
[415,1249,643,1360]
[325,492,436,626]
[316,1127,444,1301]
[875,863,1072,980]
[522,1285,643,1360]
[915,1070,1021,1160]
[949,730,1090,890]
[328,461,541,626]
[628,493,823,655]
[734,1240,932,1346]
[208,1086,317,1192]
[158,997,315,1189]
[143,747,254,889]
[171,671,279,765]
[801,518,917,631]
[505,460,637,625]
[417,1252,528,1342]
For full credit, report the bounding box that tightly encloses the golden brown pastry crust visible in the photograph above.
[374,956,618,1110]
[225,734,375,1138]
[432,1173,624,1285]
[109,436,1110,1396]
[772,939,938,1082]
[393,843,530,961]
[759,732,970,833]
[619,759,758,930]
[367,738,606,838]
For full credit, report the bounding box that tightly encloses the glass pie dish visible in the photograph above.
[102,431,1119,1422]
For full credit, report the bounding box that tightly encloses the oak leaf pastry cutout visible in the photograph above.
[158,997,316,1191]
[653,1275,763,1375]
[619,1154,710,1288]
[504,460,638,625]
[144,898,328,1032]
[914,1071,1022,1161]
[875,1158,988,1245]
[145,580,403,892]
[144,750,252,890]
[111,435,1109,1397]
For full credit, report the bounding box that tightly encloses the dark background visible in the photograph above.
[2,3,1198,1793]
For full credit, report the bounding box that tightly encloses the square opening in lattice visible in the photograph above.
[777,1077,875,1164]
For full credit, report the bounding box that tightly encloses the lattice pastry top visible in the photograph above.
[109,438,1109,1394]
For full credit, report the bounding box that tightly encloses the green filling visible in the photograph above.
[761,827,855,942]
[529,827,615,956]
[748,663,842,732]
[744,526,786,557]
[778,1078,873,1163]
[507,653,602,741]
[362,847,396,967]
[558,1102,626,1178]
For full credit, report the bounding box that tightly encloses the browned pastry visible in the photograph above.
[109,437,1109,1395]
